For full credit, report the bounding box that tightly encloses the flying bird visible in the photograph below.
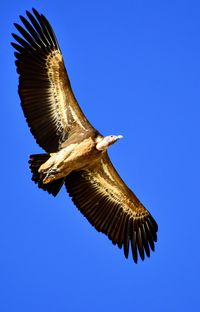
[12,8,158,263]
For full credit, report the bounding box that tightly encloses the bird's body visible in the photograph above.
[38,133,110,184]
[12,8,158,263]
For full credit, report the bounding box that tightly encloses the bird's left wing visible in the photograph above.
[65,153,158,263]
[12,9,94,153]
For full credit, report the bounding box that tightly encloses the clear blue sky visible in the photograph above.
[1,0,200,311]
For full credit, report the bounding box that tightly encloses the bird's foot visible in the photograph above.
[43,175,55,184]
[42,167,57,184]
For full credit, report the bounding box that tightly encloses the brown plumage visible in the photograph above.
[12,8,158,263]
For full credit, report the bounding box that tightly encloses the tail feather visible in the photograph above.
[29,154,64,197]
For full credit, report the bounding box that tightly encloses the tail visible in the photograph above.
[29,154,65,197]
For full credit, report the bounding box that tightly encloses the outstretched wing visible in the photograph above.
[65,153,158,263]
[12,8,94,152]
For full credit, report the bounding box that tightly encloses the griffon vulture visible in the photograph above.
[12,8,158,263]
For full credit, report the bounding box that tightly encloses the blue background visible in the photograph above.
[1,0,200,311]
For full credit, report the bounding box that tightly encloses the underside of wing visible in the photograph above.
[12,8,93,152]
[65,153,158,263]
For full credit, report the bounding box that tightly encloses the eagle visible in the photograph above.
[12,8,158,263]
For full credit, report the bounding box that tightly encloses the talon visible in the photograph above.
[43,175,55,184]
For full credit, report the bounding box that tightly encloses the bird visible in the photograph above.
[11,8,158,263]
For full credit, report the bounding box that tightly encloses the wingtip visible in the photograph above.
[32,8,40,17]
[10,41,17,49]
[13,22,18,28]
[26,9,33,18]
[133,255,138,264]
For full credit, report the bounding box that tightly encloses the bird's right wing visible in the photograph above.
[65,153,158,263]
[12,9,94,152]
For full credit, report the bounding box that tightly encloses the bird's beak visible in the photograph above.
[117,135,123,140]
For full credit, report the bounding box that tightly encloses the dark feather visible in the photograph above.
[65,153,158,262]
[131,224,138,263]
[137,226,145,261]
[12,8,95,153]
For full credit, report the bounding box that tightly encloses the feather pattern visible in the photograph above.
[65,153,158,262]
[11,8,94,152]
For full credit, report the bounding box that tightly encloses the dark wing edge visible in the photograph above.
[65,154,158,263]
[11,8,93,152]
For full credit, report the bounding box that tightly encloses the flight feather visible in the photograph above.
[12,8,93,152]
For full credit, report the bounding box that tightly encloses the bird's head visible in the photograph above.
[96,135,123,151]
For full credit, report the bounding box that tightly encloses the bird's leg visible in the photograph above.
[38,143,78,184]
[42,167,58,184]
[38,156,56,173]
[38,144,77,174]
